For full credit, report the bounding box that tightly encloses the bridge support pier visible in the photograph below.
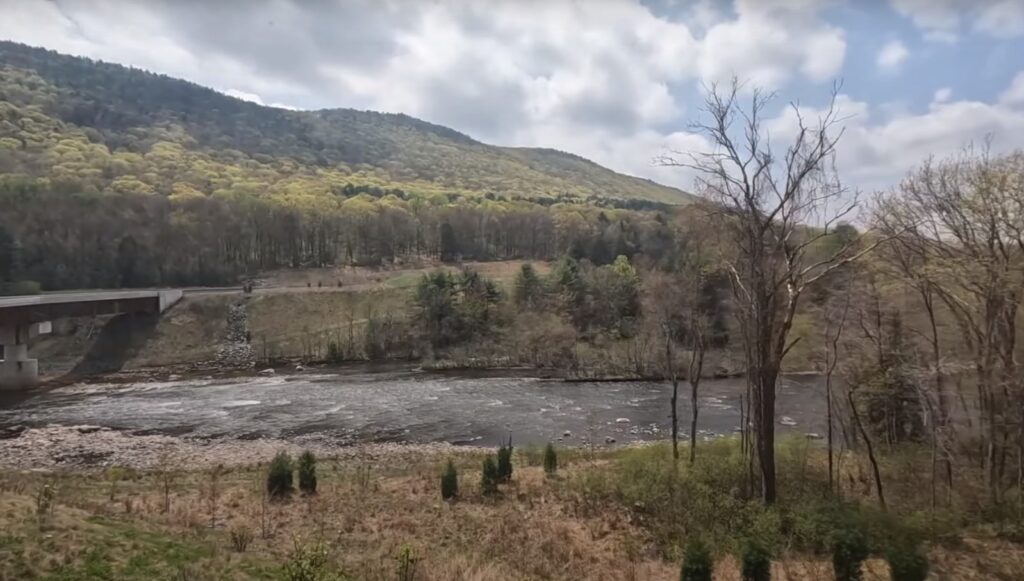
[0,322,50,390]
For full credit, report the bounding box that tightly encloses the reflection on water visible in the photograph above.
[0,370,826,447]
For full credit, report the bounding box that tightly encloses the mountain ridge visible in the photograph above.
[0,41,694,204]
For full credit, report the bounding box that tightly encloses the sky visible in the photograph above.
[3,0,1024,195]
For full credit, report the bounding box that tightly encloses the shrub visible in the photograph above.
[298,450,317,495]
[281,541,335,581]
[886,542,928,581]
[741,539,771,581]
[396,544,417,581]
[832,527,869,581]
[229,523,254,552]
[267,451,294,500]
[441,459,458,500]
[680,538,713,581]
[543,442,558,475]
[496,438,514,483]
[481,456,499,495]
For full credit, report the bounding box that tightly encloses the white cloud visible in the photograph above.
[975,0,1024,38]
[698,0,846,88]
[891,0,1024,41]
[222,89,264,105]
[9,0,1021,199]
[768,87,1024,194]
[876,40,909,72]
[1000,72,1024,106]
[221,89,299,110]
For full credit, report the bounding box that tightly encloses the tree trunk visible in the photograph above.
[756,374,777,504]
[849,388,886,511]
[688,342,704,464]
[666,334,679,462]
[826,371,835,492]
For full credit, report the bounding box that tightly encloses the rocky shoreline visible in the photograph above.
[0,425,489,472]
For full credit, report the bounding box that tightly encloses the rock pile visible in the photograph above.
[216,299,255,368]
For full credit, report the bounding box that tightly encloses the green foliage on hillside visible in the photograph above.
[0,42,699,290]
[0,41,692,205]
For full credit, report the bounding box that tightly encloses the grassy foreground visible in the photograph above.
[2,439,1023,580]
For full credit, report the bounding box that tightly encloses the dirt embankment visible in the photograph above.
[0,425,486,472]
[28,261,549,381]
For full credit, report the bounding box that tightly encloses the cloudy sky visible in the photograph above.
[3,0,1024,194]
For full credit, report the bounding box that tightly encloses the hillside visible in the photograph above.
[0,41,693,204]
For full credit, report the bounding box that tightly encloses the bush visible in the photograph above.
[396,544,417,581]
[680,539,713,581]
[267,451,294,500]
[886,542,928,581]
[481,456,499,496]
[441,459,458,500]
[496,438,513,483]
[298,450,317,495]
[229,523,254,552]
[832,527,869,581]
[282,541,336,581]
[741,539,771,581]
[543,442,558,476]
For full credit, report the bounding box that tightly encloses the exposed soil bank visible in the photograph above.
[0,425,487,472]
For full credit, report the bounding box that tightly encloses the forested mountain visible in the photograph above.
[0,42,696,290]
[0,41,692,204]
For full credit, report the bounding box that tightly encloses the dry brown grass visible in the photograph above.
[1,447,1022,580]
[128,294,235,368]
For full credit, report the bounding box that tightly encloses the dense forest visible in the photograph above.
[0,41,697,290]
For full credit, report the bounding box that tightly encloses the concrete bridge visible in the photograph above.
[0,290,183,389]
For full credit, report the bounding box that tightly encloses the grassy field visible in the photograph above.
[2,440,1022,580]
[257,260,549,292]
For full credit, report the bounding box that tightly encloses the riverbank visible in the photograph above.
[0,425,491,472]
[2,438,1022,580]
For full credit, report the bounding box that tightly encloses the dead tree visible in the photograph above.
[659,79,878,504]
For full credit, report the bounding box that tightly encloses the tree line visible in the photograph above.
[0,176,686,290]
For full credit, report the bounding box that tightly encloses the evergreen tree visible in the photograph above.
[886,541,928,581]
[496,437,513,483]
[680,539,713,581]
[480,456,499,495]
[543,443,558,476]
[513,263,544,307]
[832,528,869,581]
[741,540,771,581]
[297,450,317,495]
[266,451,294,500]
[440,459,458,500]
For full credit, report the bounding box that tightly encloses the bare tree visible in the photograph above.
[822,285,851,492]
[644,271,685,462]
[687,306,707,465]
[874,148,1024,502]
[659,79,879,504]
[644,262,711,464]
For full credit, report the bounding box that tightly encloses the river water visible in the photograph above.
[0,369,826,447]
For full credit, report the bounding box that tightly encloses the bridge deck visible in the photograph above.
[0,290,182,326]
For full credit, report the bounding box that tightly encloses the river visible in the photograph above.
[0,368,826,448]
